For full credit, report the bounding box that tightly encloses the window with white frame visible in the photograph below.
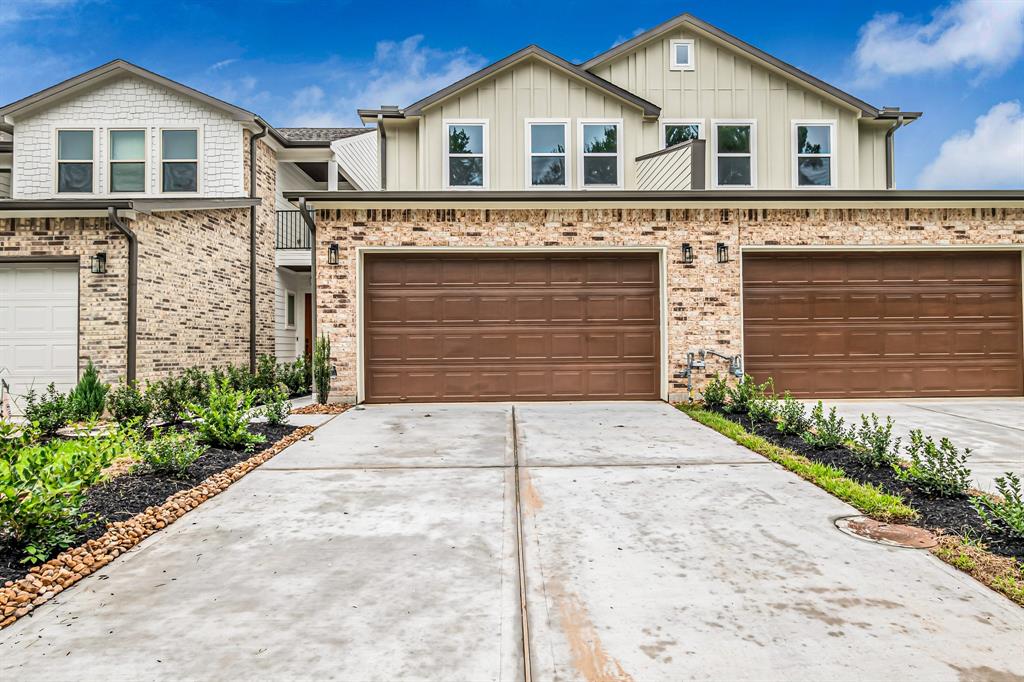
[57,130,94,193]
[713,121,755,188]
[161,129,198,192]
[109,130,146,193]
[445,121,487,188]
[670,39,695,71]
[579,121,622,188]
[794,122,835,188]
[661,120,703,148]
[286,291,296,328]
[526,120,568,187]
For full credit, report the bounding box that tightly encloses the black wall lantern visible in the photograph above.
[716,242,730,264]
[327,243,339,266]
[681,243,694,264]
[90,252,107,274]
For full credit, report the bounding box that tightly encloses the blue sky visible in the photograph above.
[2,0,1022,188]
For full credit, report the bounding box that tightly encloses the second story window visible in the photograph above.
[109,130,146,193]
[662,120,703,148]
[670,39,695,71]
[57,129,94,193]
[161,129,198,192]
[794,121,835,188]
[527,120,568,188]
[713,121,756,188]
[445,121,487,189]
[579,121,622,189]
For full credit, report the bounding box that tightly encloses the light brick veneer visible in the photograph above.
[313,206,1024,402]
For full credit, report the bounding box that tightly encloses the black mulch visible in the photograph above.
[718,410,1024,561]
[0,423,297,585]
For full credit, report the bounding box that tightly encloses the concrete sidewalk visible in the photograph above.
[2,403,1022,681]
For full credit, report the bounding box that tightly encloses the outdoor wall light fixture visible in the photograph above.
[90,252,107,274]
[681,243,694,264]
[327,243,339,266]
[716,242,729,264]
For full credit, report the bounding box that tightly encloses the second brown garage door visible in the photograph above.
[743,251,1023,398]
[363,253,661,402]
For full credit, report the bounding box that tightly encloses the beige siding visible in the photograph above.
[332,131,379,191]
[591,29,870,189]
[858,121,889,190]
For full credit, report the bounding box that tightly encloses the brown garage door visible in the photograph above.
[363,253,661,402]
[743,251,1023,398]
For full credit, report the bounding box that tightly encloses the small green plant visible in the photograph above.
[147,376,187,424]
[22,383,72,436]
[801,401,848,449]
[225,364,254,393]
[107,381,153,424]
[701,374,728,411]
[135,427,207,477]
[895,429,972,497]
[775,392,809,436]
[183,367,213,406]
[851,414,901,468]
[185,377,264,450]
[313,334,332,405]
[69,360,110,421]
[746,396,778,424]
[279,356,312,396]
[254,355,279,393]
[972,472,1024,539]
[727,375,773,414]
[0,420,39,457]
[260,384,291,426]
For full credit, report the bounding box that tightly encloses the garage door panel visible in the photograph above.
[743,252,1022,398]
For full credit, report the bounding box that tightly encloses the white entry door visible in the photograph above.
[0,262,79,414]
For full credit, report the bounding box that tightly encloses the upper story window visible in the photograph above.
[57,129,94,193]
[579,120,622,189]
[669,39,695,71]
[161,129,198,192]
[661,120,703,148]
[526,120,568,188]
[794,121,836,188]
[444,121,487,189]
[712,121,756,188]
[109,130,146,193]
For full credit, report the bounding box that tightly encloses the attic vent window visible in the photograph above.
[670,39,695,71]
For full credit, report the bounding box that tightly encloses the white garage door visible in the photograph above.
[0,262,79,414]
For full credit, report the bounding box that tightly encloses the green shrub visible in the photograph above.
[802,401,848,449]
[147,376,189,424]
[727,375,773,414]
[0,420,38,458]
[254,355,279,393]
[183,367,212,406]
[313,334,332,405]
[701,375,728,412]
[69,360,109,421]
[22,383,72,436]
[746,396,778,424]
[775,392,809,436]
[279,356,312,396]
[851,414,901,468]
[895,429,972,497]
[972,472,1024,539]
[260,384,291,426]
[225,364,254,393]
[135,427,207,477]
[107,381,153,424]
[185,377,264,450]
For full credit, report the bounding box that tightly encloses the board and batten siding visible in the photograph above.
[274,267,310,362]
[588,30,868,189]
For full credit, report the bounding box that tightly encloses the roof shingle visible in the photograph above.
[276,127,370,142]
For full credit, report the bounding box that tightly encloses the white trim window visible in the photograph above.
[669,39,696,71]
[525,119,569,188]
[712,120,756,188]
[793,120,836,188]
[161,129,199,193]
[660,119,704,148]
[578,119,623,189]
[56,129,94,194]
[109,129,146,193]
[286,290,296,329]
[443,120,488,189]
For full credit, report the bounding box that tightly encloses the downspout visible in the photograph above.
[377,114,387,190]
[297,197,317,385]
[884,114,905,189]
[107,206,138,384]
[249,121,268,372]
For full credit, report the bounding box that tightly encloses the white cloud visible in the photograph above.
[0,0,78,26]
[917,100,1024,188]
[855,0,1024,80]
[610,27,646,49]
[208,58,239,72]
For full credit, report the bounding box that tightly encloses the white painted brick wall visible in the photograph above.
[11,76,245,198]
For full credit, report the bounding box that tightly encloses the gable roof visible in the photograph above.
[400,45,660,118]
[0,59,257,122]
[581,12,906,120]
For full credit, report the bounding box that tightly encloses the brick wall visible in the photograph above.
[313,206,1024,402]
[244,134,278,360]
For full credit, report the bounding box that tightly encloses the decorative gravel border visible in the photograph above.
[0,423,322,630]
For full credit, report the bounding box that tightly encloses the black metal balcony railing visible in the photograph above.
[276,210,314,249]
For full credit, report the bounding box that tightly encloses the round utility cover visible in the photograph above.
[835,516,937,549]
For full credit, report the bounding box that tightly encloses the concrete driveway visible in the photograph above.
[2,403,1022,681]
[804,398,1024,492]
